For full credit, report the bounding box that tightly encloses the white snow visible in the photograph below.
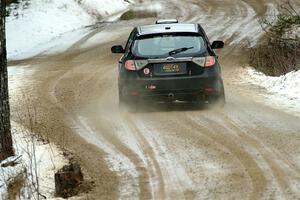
[8,65,33,91]
[74,116,140,199]
[135,120,195,199]
[6,0,132,60]
[7,0,93,60]
[78,0,132,17]
[242,67,300,116]
[0,122,67,200]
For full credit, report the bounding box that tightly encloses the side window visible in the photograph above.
[198,25,210,44]
[125,29,136,52]
[198,24,216,56]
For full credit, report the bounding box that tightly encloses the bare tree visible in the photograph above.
[0,0,14,161]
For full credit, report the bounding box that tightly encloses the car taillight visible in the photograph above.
[192,56,216,68]
[124,60,148,71]
[125,60,136,71]
[205,56,215,67]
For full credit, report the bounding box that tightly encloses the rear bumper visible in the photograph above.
[119,74,223,100]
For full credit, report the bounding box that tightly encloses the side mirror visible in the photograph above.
[211,41,224,49]
[111,45,125,53]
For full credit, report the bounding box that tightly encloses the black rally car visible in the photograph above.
[112,19,225,108]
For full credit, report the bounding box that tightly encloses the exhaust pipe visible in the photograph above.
[168,93,175,99]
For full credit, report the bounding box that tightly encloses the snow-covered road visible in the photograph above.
[8,0,300,199]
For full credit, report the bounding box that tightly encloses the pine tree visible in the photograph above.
[0,0,14,161]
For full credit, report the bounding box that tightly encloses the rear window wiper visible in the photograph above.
[168,46,194,56]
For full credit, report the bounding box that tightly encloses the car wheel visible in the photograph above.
[208,85,226,107]
[218,89,226,107]
[119,90,137,112]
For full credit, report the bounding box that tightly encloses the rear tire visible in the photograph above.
[208,85,226,107]
[119,91,138,112]
[218,90,226,107]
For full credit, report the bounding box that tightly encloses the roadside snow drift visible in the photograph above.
[0,122,67,199]
[242,68,300,116]
[6,0,132,60]
[245,68,300,101]
[79,0,132,17]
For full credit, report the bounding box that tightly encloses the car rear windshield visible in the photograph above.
[132,33,207,58]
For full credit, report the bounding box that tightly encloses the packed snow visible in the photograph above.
[6,0,132,60]
[75,116,140,199]
[242,67,300,116]
[0,122,67,200]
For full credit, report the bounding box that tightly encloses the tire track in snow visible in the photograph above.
[120,113,166,199]
[77,88,153,199]
[41,56,142,199]
[32,35,150,199]
[73,116,141,199]
[186,112,300,199]
[219,115,300,199]
[133,115,196,199]
[163,0,271,46]
[14,0,298,199]
[183,114,268,199]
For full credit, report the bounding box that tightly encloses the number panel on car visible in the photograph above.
[154,63,187,76]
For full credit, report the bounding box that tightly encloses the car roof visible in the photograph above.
[137,23,199,36]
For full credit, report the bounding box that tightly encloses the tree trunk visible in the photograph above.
[0,0,14,161]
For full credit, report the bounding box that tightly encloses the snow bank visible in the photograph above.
[242,67,300,116]
[6,0,94,60]
[0,122,67,199]
[245,68,300,100]
[78,0,132,17]
[6,0,132,60]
